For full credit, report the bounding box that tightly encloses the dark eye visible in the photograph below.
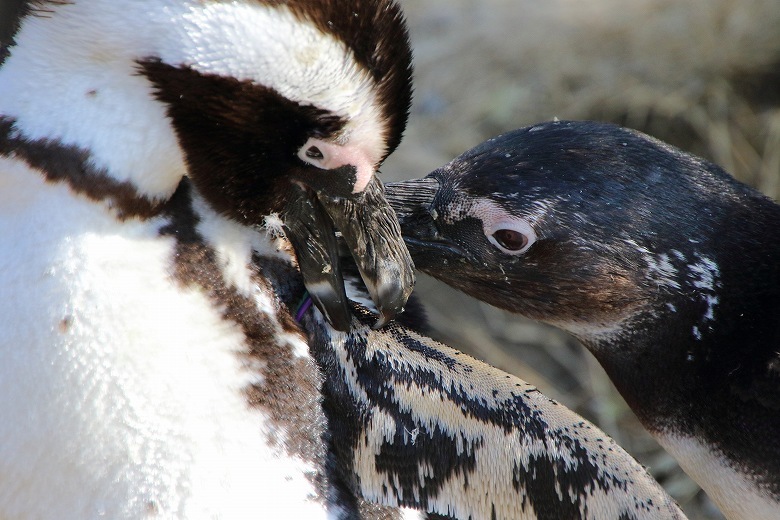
[305,146,324,160]
[492,229,528,251]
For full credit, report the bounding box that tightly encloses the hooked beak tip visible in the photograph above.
[305,283,353,332]
[315,175,415,330]
[371,276,414,329]
[373,309,395,330]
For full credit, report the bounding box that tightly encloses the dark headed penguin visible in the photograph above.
[0,0,412,517]
[387,120,780,520]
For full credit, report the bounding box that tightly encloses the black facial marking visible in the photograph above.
[139,59,345,223]
[292,164,359,199]
[0,116,162,219]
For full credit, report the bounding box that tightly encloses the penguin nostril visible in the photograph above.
[493,229,528,251]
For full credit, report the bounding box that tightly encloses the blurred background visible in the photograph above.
[383,1,780,518]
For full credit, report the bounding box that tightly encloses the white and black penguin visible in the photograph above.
[0,0,414,517]
[0,1,691,514]
[0,2,684,517]
[294,269,687,519]
[386,120,780,520]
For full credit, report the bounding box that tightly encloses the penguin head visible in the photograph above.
[134,0,413,220]
[2,0,415,329]
[139,1,416,328]
[387,120,746,340]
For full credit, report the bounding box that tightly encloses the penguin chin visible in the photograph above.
[283,176,414,332]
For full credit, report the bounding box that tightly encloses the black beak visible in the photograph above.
[385,177,470,267]
[284,184,351,331]
[284,173,415,331]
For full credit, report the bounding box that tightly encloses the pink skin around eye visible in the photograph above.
[300,138,375,193]
[468,199,537,254]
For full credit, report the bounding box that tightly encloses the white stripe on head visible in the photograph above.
[168,3,388,169]
[1,0,387,198]
[0,1,187,199]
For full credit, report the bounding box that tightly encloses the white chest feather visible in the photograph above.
[656,432,779,520]
[0,158,325,519]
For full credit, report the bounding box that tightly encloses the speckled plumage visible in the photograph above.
[297,289,686,520]
[387,120,780,520]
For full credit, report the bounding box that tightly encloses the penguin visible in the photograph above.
[385,120,780,520]
[290,263,687,520]
[0,0,413,517]
[0,2,697,517]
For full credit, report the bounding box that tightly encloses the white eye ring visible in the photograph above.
[485,220,536,255]
[297,138,329,169]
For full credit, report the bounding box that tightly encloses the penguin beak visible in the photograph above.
[385,177,470,268]
[284,172,415,331]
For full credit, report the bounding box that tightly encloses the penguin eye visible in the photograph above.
[297,138,330,168]
[492,229,528,251]
[484,220,535,256]
[472,200,536,256]
[305,146,324,160]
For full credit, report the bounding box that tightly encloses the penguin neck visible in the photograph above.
[0,2,194,203]
[583,272,780,512]
[581,214,780,433]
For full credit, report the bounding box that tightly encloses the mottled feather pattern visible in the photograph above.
[302,304,686,519]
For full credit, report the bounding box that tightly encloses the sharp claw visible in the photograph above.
[283,186,352,331]
[317,175,415,327]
